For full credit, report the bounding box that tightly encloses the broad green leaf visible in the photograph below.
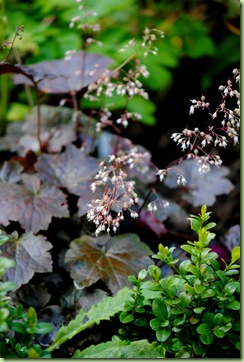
[47,287,132,352]
[73,339,166,358]
[1,232,52,290]
[64,233,153,294]
[128,96,156,126]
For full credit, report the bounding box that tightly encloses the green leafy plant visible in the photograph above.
[67,206,240,358]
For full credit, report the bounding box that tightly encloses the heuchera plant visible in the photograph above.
[0,0,240,357]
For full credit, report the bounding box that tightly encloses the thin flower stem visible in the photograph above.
[34,84,42,152]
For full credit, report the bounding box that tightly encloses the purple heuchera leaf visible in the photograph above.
[164,159,234,207]
[64,233,153,294]
[137,211,167,237]
[220,225,240,252]
[36,144,99,195]
[1,232,53,290]
[0,174,69,233]
[12,51,114,94]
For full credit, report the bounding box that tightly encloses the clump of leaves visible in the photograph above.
[0,231,53,358]
[67,206,240,358]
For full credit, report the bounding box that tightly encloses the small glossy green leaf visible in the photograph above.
[152,298,168,321]
[223,282,238,294]
[120,311,134,323]
[210,259,220,270]
[128,275,139,287]
[225,300,240,310]
[199,333,214,345]
[156,326,171,342]
[213,313,224,326]
[187,264,201,278]
[133,317,147,327]
[193,307,205,314]
[178,292,192,307]
[179,260,192,276]
[171,339,183,352]
[197,323,211,335]
[150,318,162,330]
[194,282,206,294]
[175,346,191,358]
[231,246,240,263]
[225,269,239,276]
[148,265,161,280]
[138,269,147,280]
[202,313,215,326]
[201,288,215,298]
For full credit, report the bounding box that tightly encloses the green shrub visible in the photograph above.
[48,206,240,358]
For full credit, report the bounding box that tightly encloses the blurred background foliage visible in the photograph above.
[0,0,240,134]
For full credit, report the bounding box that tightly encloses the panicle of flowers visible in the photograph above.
[87,154,140,236]
[141,28,164,57]
[116,111,142,128]
[189,95,210,115]
[216,69,240,145]
[156,168,168,182]
[171,69,240,175]
[69,0,102,49]
[195,154,223,174]
[147,198,169,213]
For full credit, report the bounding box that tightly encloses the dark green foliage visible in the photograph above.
[113,205,240,357]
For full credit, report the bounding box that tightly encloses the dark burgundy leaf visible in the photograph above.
[36,144,99,195]
[0,174,69,233]
[164,159,234,207]
[1,232,53,289]
[220,225,240,252]
[0,62,39,83]
[0,160,24,183]
[138,210,167,237]
[13,51,114,94]
[64,233,153,294]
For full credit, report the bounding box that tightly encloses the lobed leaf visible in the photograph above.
[164,160,234,207]
[13,51,114,94]
[1,232,52,289]
[64,233,153,294]
[36,144,99,196]
[0,174,69,233]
